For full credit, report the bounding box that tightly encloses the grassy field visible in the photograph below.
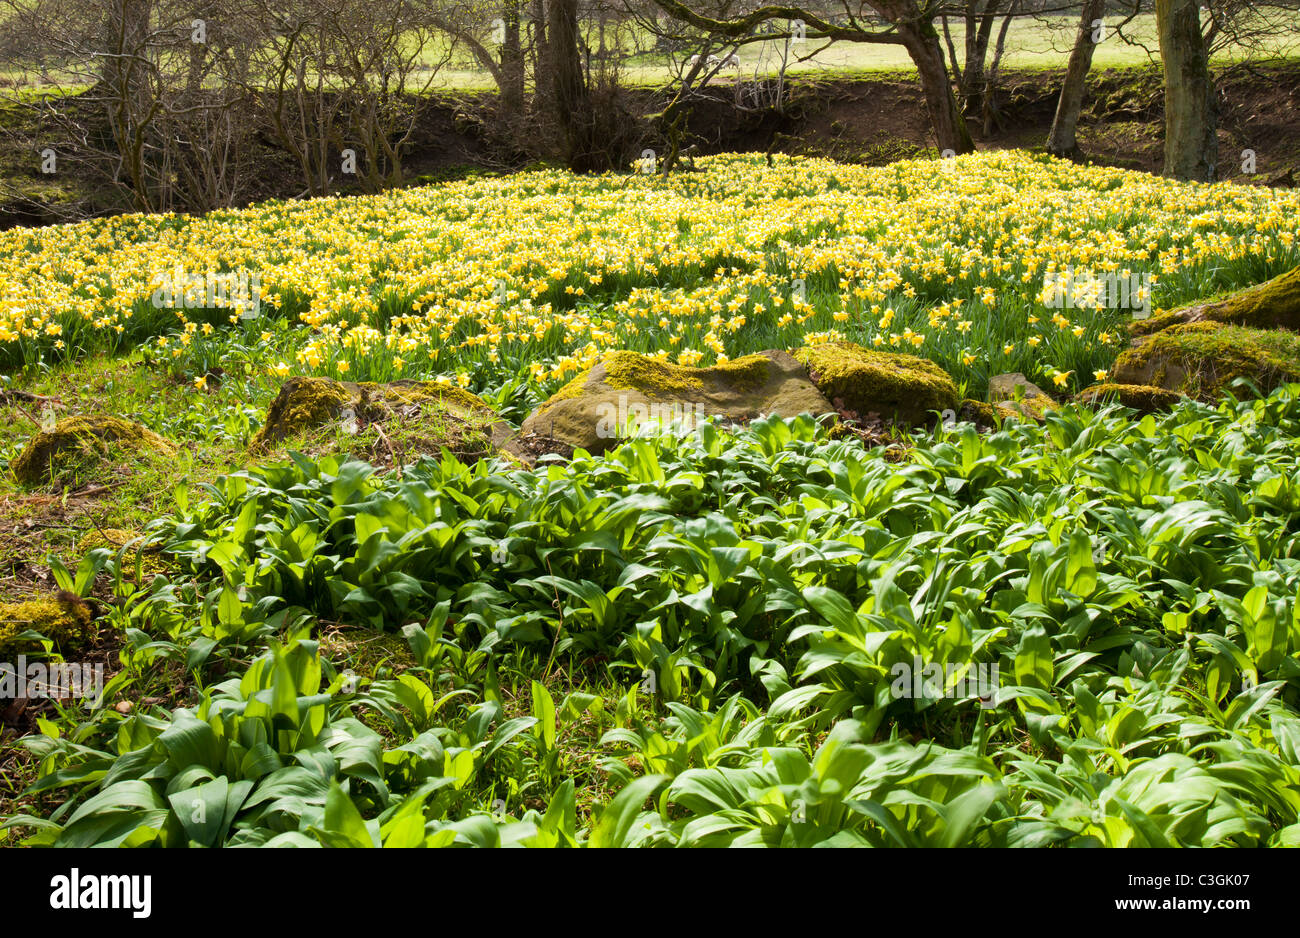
[3,152,1300,847]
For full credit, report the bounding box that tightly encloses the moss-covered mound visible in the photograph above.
[988,373,1058,421]
[957,399,998,428]
[0,595,94,655]
[77,527,170,579]
[793,343,959,425]
[1131,264,1300,337]
[252,377,510,463]
[1074,383,1185,414]
[517,350,833,456]
[1112,323,1300,400]
[251,376,354,448]
[11,416,175,486]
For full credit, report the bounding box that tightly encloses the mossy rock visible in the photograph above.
[988,373,1057,421]
[957,399,998,428]
[0,595,94,656]
[11,416,175,486]
[252,377,511,459]
[792,343,959,425]
[1131,265,1300,337]
[517,349,833,456]
[1074,383,1185,414]
[251,376,354,448]
[1111,322,1300,400]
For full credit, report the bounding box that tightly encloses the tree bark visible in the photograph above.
[1156,0,1218,182]
[898,18,975,155]
[982,3,1015,135]
[499,3,525,126]
[1046,0,1104,160]
[548,0,593,170]
[960,0,1003,117]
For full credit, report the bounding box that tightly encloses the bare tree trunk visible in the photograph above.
[548,0,592,169]
[1156,0,1218,181]
[1046,0,1104,160]
[500,2,525,126]
[982,2,1015,136]
[960,0,1003,117]
[898,19,975,154]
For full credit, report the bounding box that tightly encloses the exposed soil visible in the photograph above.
[665,61,1300,184]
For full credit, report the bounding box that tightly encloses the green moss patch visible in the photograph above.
[10,416,175,486]
[1074,383,1185,414]
[0,595,94,656]
[958,399,998,427]
[253,376,509,466]
[794,342,959,425]
[1113,323,1300,400]
[76,527,171,579]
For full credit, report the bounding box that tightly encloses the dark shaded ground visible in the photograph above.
[2,61,1297,229]
[670,61,1298,184]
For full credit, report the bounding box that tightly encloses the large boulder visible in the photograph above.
[11,415,175,485]
[252,377,512,464]
[518,350,834,454]
[988,373,1057,421]
[1111,322,1300,400]
[792,343,959,425]
[1131,265,1300,338]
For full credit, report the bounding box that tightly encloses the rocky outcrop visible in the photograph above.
[517,350,834,455]
[793,342,959,426]
[1111,322,1300,400]
[251,377,511,461]
[1131,264,1300,337]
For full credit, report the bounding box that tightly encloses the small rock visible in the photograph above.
[1074,383,1184,414]
[989,373,1057,421]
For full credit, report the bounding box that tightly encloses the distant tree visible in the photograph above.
[939,0,1016,118]
[1046,0,1116,159]
[648,0,978,155]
